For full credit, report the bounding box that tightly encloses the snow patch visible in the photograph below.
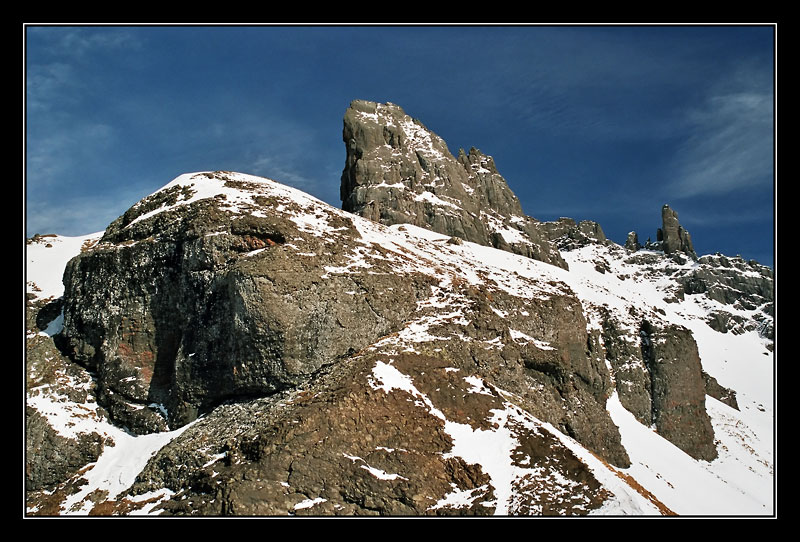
[370,362,660,515]
[509,329,555,350]
[26,232,104,300]
[60,421,197,515]
[607,392,773,515]
[294,497,327,510]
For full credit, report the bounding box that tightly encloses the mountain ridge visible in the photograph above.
[24,101,774,516]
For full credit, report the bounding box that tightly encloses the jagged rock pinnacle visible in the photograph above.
[658,204,697,260]
[625,231,641,252]
[340,99,568,269]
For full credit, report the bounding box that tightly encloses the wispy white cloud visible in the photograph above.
[190,111,341,204]
[468,28,704,142]
[25,184,146,237]
[26,27,143,112]
[27,26,142,58]
[241,143,342,208]
[25,62,78,113]
[248,154,319,193]
[676,204,775,228]
[54,28,141,56]
[26,122,116,188]
[668,67,773,198]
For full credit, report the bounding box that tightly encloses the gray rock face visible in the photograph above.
[25,101,775,516]
[702,371,739,411]
[61,172,435,433]
[126,351,614,516]
[597,304,720,461]
[26,297,109,494]
[340,100,567,269]
[679,253,773,309]
[640,320,717,461]
[599,309,652,426]
[59,170,622,459]
[54,169,634,486]
[26,406,105,491]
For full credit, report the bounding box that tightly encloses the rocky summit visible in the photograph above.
[341,100,570,269]
[25,101,774,517]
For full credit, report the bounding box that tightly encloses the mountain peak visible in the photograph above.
[340,100,567,269]
[25,102,774,517]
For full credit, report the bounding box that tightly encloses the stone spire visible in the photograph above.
[625,231,641,252]
[657,204,697,259]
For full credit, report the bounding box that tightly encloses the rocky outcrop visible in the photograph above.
[640,320,717,461]
[124,351,613,516]
[599,310,652,426]
[702,371,739,411]
[539,217,607,252]
[598,305,720,460]
[53,168,635,472]
[57,170,628,473]
[340,100,567,269]
[678,254,773,310]
[624,205,772,344]
[26,297,109,493]
[26,101,775,516]
[26,407,105,491]
[625,232,641,252]
[60,172,436,434]
[633,205,696,260]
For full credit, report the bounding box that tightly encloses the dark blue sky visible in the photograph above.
[25,25,775,266]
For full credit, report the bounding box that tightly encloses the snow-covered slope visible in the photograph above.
[25,172,774,516]
[365,226,775,515]
[26,232,104,301]
[557,243,773,513]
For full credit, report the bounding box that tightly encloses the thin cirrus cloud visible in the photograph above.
[248,154,324,194]
[25,184,147,237]
[482,28,699,142]
[27,26,141,59]
[26,62,78,113]
[668,72,773,199]
[26,27,141,107]
[26,122,117,188]
[54,27,141,56]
